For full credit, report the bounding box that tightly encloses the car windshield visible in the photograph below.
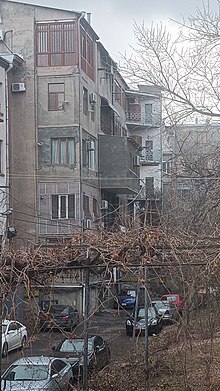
[162,296,178,302]
[3,365,48,381]
[152,301,170,309]
[50,306,68,315]
[126,290,136,297]
[59,339,93,353]
[137,308,155,319]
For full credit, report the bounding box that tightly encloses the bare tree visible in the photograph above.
[123,0,220,124]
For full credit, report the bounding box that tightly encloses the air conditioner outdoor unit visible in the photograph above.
[84,219,92,229]
[12,83,26,92]
[0,30,4,41]
[89,92,97,104]
[133,155,140,167]
[87,140,95,151]
[101,200,108,209]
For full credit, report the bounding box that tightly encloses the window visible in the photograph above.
[83,87,88,115]
[51,138,75,165]
[52,194,75,219]
[80,28,94,80]
[163,161,172,174]
[82,138,96,170]
[83,194,91,218]
[36,21,77,67]
[88,148,95,170]
[144,140,153,161]
[163,155,172,174]
[93,197,99,219]
[197,131,207,144]
[145,177,154,198]
[145,104,153,124]
[48,83,64,111]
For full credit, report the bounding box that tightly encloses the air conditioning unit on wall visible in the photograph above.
[12,83,26,92]
[89,92,97,104]
[87,140,95,151]
[84,219,92,229]
[133,155,140,167]
[101,200,108,209]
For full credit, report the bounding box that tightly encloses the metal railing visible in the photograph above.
[126,111,161,126]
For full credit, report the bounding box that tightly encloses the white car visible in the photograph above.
[2,320,27,356]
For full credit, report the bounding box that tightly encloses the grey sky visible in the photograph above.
[11,0,219,61]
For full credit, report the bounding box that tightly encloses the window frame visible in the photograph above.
[80,28,95,80]
[83,87,88,115]
[48,83,65,111]
[51,137,76,165]
[36,21,77,67]
[51,194,75,220]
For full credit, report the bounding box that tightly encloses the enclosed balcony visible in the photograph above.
[99,134,140,194]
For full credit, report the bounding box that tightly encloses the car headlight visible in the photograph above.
[150,319,157,325]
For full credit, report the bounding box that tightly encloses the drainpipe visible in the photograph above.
[77,11,86,232]
[0,59,13,391]
[1,61,14,249]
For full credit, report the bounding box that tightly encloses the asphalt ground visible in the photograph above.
[1,308,134,373]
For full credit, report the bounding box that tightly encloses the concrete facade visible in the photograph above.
[126,86,164,225]
[0,1,141,245]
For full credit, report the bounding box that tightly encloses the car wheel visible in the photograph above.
[21,336,27,349]
[2,342,8,357]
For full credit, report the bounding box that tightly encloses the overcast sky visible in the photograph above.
[11,0,219,61]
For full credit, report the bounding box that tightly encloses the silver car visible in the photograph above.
[2,320,27,357]
[151,300,179,324]
[2,356,76,391]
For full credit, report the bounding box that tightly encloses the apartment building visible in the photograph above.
[126,85,164,225]
[0,1,140,246]
[0,53,23,245]
[163,122,220,233]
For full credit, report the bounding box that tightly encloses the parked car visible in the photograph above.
[151,300,179,324]
[2,320,27,357]
[39,304,79,331]
[114,289,137,309]
[160,293,184,315]
[2,356,75,391]
[126,306,163,336]
[52,335,111,381]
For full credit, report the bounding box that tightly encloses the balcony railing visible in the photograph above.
[126,111,161,126]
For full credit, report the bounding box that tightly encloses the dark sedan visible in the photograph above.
[114,289,137,309]
[39,304,79,331]
[126,306,163,336]
[52,335,110,381]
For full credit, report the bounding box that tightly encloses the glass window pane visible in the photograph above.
[60,196,66,218]
[51,54,62,66]
[57,94,64,110]
[68,195,75,218]
[89,150,95,170]
[51,139,59,164]
[52,195,58,219]
[68,139,75,164]
[49,94,56,110]
[60,140,67,164]
[49,84,65,93]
